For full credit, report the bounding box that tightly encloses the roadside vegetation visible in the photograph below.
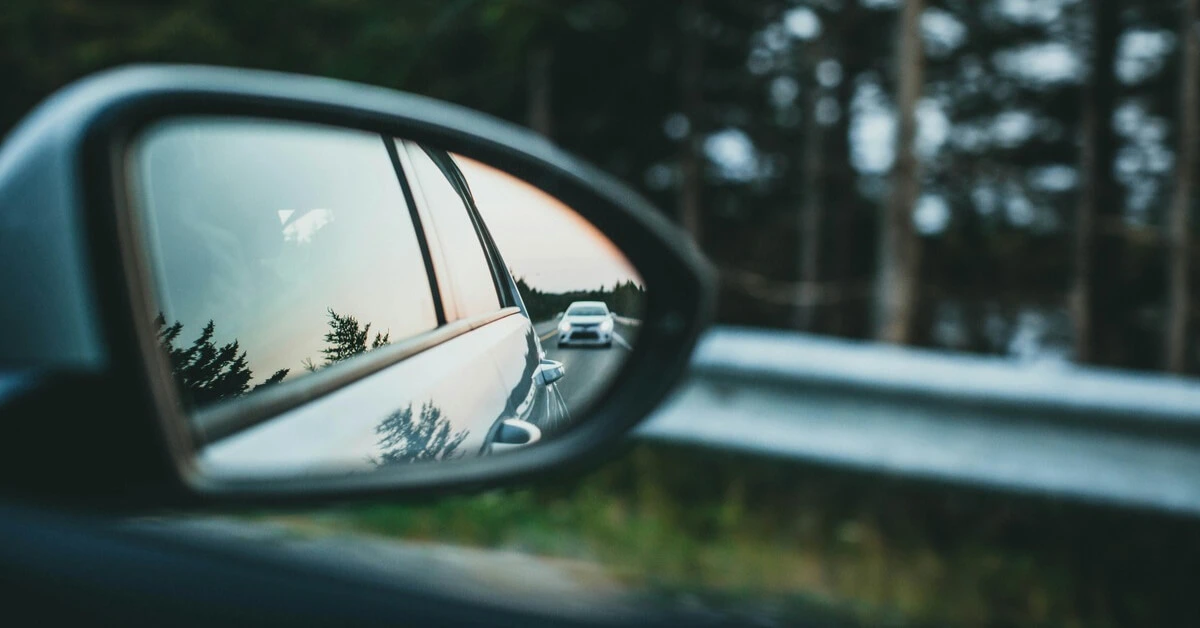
[514,277,645,322]
[259,443,1200,627]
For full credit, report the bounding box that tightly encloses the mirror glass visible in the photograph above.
[129,116,645,480]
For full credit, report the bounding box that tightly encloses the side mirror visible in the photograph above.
[0,65,712,506]
[487,419,543,455]
[537,359,566,386]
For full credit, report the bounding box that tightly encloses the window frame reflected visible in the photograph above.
[124,116,538,448]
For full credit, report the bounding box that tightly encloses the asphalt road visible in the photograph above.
[533,319,638,413]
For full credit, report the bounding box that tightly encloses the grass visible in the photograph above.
[251,443,1200,627]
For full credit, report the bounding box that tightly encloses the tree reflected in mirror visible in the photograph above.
[155,314,288,406]
[156,308,394,408]
[372,402,468,466]
[315,308,390,368]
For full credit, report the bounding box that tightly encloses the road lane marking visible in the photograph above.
[539,329,558,341]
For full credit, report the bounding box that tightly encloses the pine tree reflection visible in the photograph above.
[155,314,288,406]
[372,402,468,465]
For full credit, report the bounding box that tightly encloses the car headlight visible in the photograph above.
[599,318,614,332]
[558,321,571,332]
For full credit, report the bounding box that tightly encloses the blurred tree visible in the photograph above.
[1074,0,1123,366]
[919,0,1089,356]
[1165,0,1199,372]
[792,30,825,331]
[875,0,925,344]
[4,0,1199,376]
[679,0,707,245]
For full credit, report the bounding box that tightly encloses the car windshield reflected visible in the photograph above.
[567,306,609,317]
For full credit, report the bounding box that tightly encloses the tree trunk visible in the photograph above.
[679,0,704,245]
[875,0,924,344]
[794,74,825,331]
[1166,0,1199,373]
[1074,0,1122,366]
[1071,74,1096,363]
[829,1,865,338]
[526,43,553,138]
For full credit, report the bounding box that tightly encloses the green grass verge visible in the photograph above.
[254,443,1200,627]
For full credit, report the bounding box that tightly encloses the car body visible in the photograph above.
[136,129,570,475]
[557,301,615,348]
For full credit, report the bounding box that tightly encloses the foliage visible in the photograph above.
[254,369,290,391]
[154,314,277,405]
[373,402,469,465]
[279,442,1200,626]
[8,0,1198,371]
[153,307,392,404]
[515,277,645,321]
[319,308,390,367]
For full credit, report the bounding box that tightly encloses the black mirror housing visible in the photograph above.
[0,65,713,509]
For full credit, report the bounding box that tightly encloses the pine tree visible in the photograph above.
[253,369,290,391]
[154,314,286,405]
[374,402,468,464]
[319,308,391,367]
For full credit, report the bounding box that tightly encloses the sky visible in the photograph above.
[139,119,440,388]
[453,154,642,293]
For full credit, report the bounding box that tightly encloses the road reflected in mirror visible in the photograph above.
[130,117,644,480]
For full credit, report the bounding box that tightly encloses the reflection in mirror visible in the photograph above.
[131,116,644,481]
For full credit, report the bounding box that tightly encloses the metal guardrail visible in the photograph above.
[636,326,1200,517]
[7,326,1199,515]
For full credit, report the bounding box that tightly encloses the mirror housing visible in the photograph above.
[0,65,713,508]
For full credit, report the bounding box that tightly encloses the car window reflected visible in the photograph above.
[136,118,437,407]
[131,119,647,479]
[402,141,501,320]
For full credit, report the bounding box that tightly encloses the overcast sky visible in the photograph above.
[454,154,642,293]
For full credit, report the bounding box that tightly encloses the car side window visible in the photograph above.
[401,142,502,320]
[135,118,439,407]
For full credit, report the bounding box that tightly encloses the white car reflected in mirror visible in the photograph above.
[557,302,618,349]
